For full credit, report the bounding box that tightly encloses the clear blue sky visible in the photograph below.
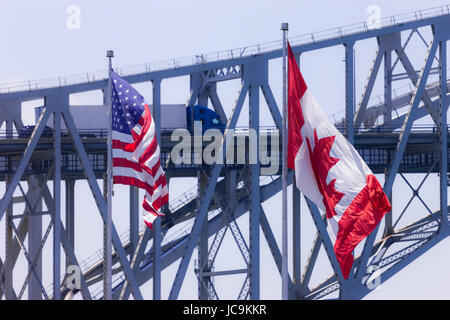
[0,0,449,299]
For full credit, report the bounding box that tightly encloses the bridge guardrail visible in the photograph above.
[0,5,448,95]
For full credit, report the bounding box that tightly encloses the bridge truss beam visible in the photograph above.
[0,8,449,300]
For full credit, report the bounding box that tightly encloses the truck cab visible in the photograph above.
[186,105,225,132]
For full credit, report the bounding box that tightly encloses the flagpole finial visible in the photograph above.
[107,50,114,58]
[281,23,288,31]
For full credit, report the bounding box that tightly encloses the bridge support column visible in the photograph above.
[439,37,448,232]
[5,174,13,300]
[153,216,162,300]
[197,171,209,300]
[248,80,260,300]
[27,176,43,300]
[344,42,355,144]
[292,180,301,297]
[129,186,139,256]
[65,179,75,268]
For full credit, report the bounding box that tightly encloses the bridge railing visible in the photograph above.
[0,5,449,95]
[1,124,446,141]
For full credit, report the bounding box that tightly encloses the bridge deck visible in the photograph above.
[0,127,447,180]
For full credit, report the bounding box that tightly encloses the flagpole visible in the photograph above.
[104,49,114,300]
[281,22,289,300]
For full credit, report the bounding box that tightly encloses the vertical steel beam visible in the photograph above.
[197,172,209,300]
[5,121,13,138]
[439,37,448,232]
[345,42,355,143]
[198,86,209,107]
[152,78,162,136]
[53,111,62,300]
[383,48,394,236]
[292,180,301,292]
[28,176,43,300]
[5,174,13,300]
[129,186,139,256]
[65,180,75,268]
[384,50,392,126]
[152,218,161,300]
[249,81,260,299]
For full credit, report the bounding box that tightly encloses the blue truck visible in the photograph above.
[30,104,226,136]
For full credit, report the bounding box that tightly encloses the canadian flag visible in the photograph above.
[287,42,391,279]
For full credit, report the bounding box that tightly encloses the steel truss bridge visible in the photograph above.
[0,5,449,300]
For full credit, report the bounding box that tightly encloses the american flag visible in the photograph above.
[111,70,168,229]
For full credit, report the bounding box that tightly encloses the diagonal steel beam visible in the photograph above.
[169,165,223,300]
[169,83,249,299]
[0,107,51,222]
[356,37,439,282]
[208,84,228,124]
[228,219,250,265]
[395,45,441,127]
[391,29,415,71]
[37,176,92,300]
[260,83,282,130]
[299,214,327,295]
[60,108,143,300]
[354,48,384,129]
[385,37,438,196]
[118,228,152,300]
[304,197,346,286]
[0,168,55,299]
[59,221,92,300]
[259,205,295,289]
[10,222,49,299]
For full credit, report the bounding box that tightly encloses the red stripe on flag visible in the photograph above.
[142,199,160,216]
[113,175,155,197]
[113,158,142,172]
[112,139,130,150]
[139,135,158,174]
[287,42,308,170]
[151,158,161,177]
[155,173,167,190]
[333,174,391,279]
[151,193,169,211]
[144,221,153,229]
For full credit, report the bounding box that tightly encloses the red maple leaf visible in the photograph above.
[306,129,345,218]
